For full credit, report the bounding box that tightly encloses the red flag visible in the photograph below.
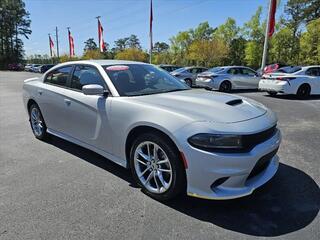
[49,35,55,57]
[98,19,105,52]
[268,0,277,37]
[68,29,75,57]
[149,0,153,50]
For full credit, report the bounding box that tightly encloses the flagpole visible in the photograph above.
[149,0,153,64]
[55,26,60,61]
[261,0,272,72]
[96,16,101,52]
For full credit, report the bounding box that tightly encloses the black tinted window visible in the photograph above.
[45,66,72,87]
[306,67,320,76]
[241,68,256,76]
[228,68,240,74]
[71,65,105,90]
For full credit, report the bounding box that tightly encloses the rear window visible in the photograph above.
[44,66,73,87]
[208,67,224,73]
[275,66,302,74]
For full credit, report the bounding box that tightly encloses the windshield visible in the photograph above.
[208,67,224,73]
[275,66,301,74]
[104,64,190,96]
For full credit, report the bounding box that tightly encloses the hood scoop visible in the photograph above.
[226,99,243,106]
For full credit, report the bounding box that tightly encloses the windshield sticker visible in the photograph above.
[106,65,129,71]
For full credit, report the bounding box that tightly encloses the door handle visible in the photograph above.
[64,99,71,106]
[37,89,43,95]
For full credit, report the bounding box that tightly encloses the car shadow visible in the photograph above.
[45,135,320,237]
[264,94,320,101]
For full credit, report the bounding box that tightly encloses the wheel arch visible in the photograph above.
[125,125,184,169]
[27,98,38,114]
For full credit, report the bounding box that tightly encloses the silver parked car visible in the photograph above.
[170,66,208,87]
[196,66,260,92]
[23,60,281,201]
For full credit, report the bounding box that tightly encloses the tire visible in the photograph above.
[219,81,232,92]
[296,84,311,99]
[129,132,186,201]
[185,79,192,87]
[267,91,277,96]
[29,103,48,140]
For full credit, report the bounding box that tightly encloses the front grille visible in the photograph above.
[242,125,277,152]
[247,148,278,179]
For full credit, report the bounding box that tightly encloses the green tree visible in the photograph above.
[243,6,264,68]
[83,38,98,52]
[115,48,148,62]
[0,0,31,69]
[189,21,214,41]
[214,18,239,45]
[299,18,320,64]
[127,34,141,49]
[153,42,169,53]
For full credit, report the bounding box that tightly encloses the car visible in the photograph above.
[158,64,182,72]
[39,64,55,73]
[23,60,281,201]
[259,65,320,98]
[170,66,208,87]
[29,64,41,72]
[33,64,43,73]
[195,66,260,92]
[24,64,32,71]
[8,63,24,71]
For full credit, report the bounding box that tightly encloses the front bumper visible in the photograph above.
[183,128,281,200]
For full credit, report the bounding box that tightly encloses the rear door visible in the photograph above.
[227,68,242,88]
[41,65,74,133]
[239,67,260,89]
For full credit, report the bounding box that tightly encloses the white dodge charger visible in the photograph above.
[23,60,281,201]
[259,66,320,98]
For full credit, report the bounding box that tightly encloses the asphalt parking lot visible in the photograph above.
[0,71,319,240]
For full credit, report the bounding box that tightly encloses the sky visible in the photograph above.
[24,0,286,57]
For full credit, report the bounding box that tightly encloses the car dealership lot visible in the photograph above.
[0,71,319,240]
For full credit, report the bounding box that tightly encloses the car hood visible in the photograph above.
[131,89,267,123]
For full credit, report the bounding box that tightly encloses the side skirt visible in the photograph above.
[47,128,128,168]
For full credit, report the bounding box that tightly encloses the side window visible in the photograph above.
[196,68,205,73]
[241,68,256,76]
[190,68,198,74]
[44,66,72,87]
[71,65,105,91]
[228,68,239,75]
[306,67,320,76]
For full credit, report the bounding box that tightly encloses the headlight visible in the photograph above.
[188,134,243,151]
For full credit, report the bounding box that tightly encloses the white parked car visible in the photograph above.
[23,60,281,201]
[259,66,320,98]
[196,66,260,92]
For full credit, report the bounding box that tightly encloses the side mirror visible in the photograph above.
[82,84,105,95]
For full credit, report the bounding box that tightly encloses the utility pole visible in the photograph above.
[55,26,60,61]
[261,0,272,72]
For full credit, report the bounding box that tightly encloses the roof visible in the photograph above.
[57,59,148,67]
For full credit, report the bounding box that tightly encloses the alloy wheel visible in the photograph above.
[134,141,173,194]
[30,107,44,137]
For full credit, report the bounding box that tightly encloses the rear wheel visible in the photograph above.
[130,132,186,201]
[219,81,232,92]
[296,84,311,99]
[29,103,48,140]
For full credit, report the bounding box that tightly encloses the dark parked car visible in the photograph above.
[8,63,24,71]
[158,64,182,72]
[39,64,55,73]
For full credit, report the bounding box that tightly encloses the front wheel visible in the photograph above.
[130,132,186,201]
[29,103,48,140]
